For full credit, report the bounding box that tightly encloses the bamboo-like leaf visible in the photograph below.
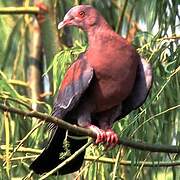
[0,71,21,98]
[0,0,179,179]
[1,16,23,72]
[4,111,10,177]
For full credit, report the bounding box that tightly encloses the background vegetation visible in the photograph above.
[0,0,179,179]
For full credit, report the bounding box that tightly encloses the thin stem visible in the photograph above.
[1,154,179,167]
[85,156,180,167]
[8,80,29,87]
[9,122,43,160]
[0,103,179,153]
[0,145,42,154]
[112,147,121,180]
[0,7,40,14]
[39,140,93,179]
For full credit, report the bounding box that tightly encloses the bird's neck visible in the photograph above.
[86,19,114,47]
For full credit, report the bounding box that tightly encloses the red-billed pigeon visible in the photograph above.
[30,5,152,175]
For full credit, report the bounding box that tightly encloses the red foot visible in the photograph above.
[36,2,48,23]
[105,129,119,148]
[36,2,48,12]
[88,125,106,144]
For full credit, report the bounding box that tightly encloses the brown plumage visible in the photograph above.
[30,5,152,175]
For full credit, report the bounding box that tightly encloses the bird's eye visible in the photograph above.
[78,11,85,18]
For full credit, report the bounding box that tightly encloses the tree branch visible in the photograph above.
[1,153,179,167]
[0,103,179,153]
[85,156,180,167]
[0,7,40,14]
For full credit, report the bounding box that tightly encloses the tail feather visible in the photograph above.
[30,127,87,175]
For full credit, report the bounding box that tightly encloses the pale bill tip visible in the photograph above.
[57,21,65,30]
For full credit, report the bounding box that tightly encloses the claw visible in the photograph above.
[105,129,119,149]
[88,125,106,144]
[87,125,119,148]
[36,2,48,23]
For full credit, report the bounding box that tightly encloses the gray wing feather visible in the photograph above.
[49,55,94,130]
[119,58,153,119]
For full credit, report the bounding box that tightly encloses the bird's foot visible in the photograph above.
[36,2,48,23]
[105,129,119,148]
[88,125,106,144]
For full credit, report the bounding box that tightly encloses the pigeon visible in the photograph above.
[30,5,152,175]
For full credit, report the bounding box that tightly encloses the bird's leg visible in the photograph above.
[77,109,105,144]
[87,125,106,144]
[105,129,119,148]
[98,105,121,148]
[76,101,107,144]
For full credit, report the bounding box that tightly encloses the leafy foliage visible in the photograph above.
[0,0,179,179]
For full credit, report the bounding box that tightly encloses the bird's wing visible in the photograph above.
[51,54,94,120]
[30,55,93,174]
[119,58,153,119]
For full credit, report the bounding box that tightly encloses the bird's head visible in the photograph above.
[58,5,104,31]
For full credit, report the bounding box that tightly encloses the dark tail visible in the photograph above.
[29,127,87,175]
